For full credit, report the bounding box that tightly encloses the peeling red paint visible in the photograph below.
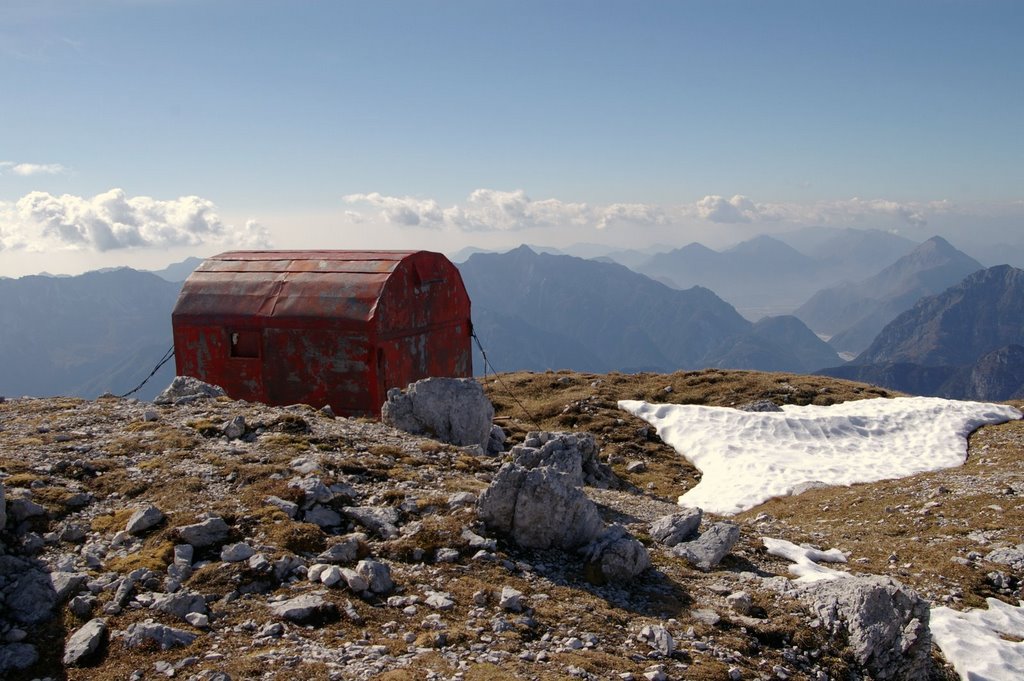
[172,251,471,416]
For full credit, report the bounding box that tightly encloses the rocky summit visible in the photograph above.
[0,369,1021,680]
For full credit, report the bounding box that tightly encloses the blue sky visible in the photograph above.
[1,0,1022,275]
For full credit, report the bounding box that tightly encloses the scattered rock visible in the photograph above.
[220,542,255,562]
[317,537,362,564]
[342,506,400,539]
[51,571,89,602]
[122,620,198,650]
[265,496,299,519]
[649,508,703,547]
[582,525,651,582]
[150,590,207,621]
[125,504,165,535]
[797,575,931,680]
[269,593,338,624]
[1,556,56,624]
[737,399,783,412]
[356,559,394,594]
[447,491,477,508]
[222,415,247,439]
[382,377,495,449]
[726,591,753,615]
[499,586,524,612]
[478,462,603,550]
[488,424,506,454]
[153,376,226,405]
[63,618,108,666]
[985,545,1024,572]
[512,431,619,489]
[425,591,455,610]
[638,624,674,657]
[176,516,231,548]
[672,522,740,571]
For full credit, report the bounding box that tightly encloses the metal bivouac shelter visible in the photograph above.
[171,250,472,416]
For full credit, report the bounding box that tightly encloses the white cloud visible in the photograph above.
[695,194,759,223]
[0,160,68,176]
[0,188,270,252]
[823,197,927,227]
[342,192,444,227]
[344,189,667,232]
[596,203,667,230]
[686,195,932,228]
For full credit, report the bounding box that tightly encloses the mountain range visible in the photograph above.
[459,246,840,375]
[0,269,180,400]
[793,236,984,356]
[819,265,1024,400]
[633,229,920,318]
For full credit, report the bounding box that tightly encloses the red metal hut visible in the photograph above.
[171,250,472,416]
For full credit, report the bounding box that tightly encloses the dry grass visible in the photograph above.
[484,369,895,499]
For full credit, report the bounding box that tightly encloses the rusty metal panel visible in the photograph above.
[262,328,371,414]
[268,272,391,322]
[173,325,265,402]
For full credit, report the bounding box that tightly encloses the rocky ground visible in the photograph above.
[0,368,1021,680]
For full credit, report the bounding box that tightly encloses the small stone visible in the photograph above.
[672,522,740,571]
[638,624,674,656]
[269,593,338,623]
[425,591,455,610]
[220,542,255,563]
[123,621,198,650]
[499,586,524,612]
[63,618,108,666]
[176,516,230,548]
[726,591,753,615]
[265,496,299,519]
[356,559,394,594]
[317,537,361,564]
[320,566,343,587]
[565,637,585,650]
[223,415,247,439]
[691,609,721,626]
[447,491,477,508]
[340,568,368,593]
[69,595,97,618]
[649,508,703,547]
[185,612,209,628]
[303,505,343,529]
[626,460,647,473]
[435,547,460,563]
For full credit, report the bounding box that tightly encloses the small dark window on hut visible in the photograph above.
[230,330,261,358]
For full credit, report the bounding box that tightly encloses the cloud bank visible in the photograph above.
[343,188,938,232]
[0,189,270,252]
[344,189,668,232]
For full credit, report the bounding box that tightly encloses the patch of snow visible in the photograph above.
[618,396,1021,515]
[931,599,1024,681]
[762,537,848,583]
